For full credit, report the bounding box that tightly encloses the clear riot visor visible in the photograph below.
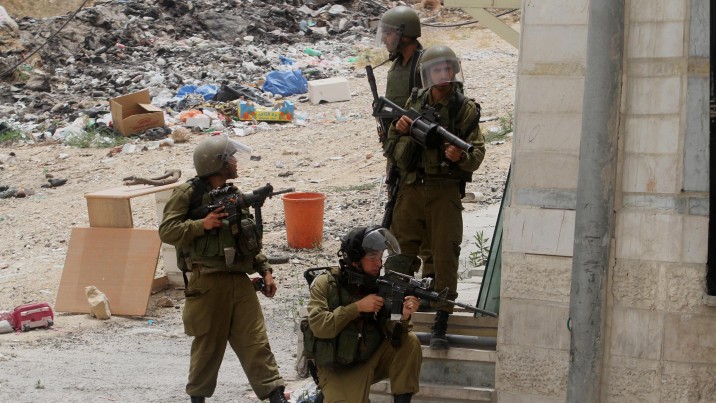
[420,57,465,89]
[375,22,402,53]
[362,227,401,260]
[219,137,252,166]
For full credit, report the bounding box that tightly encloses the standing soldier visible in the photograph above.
[376,4,424,128]
[159,135,288,403]
[375,5,436,288]
[382,45,486,350]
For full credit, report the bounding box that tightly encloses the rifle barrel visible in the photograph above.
[449,300,497,317]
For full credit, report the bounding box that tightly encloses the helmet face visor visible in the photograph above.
[220,137,252,167]
[362,227,400,260]
[375,22,402,52]
[420,57,464,89]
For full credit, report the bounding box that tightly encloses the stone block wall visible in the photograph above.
[499,0,713,401]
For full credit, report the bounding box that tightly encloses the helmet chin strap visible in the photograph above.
[339,259,378,288]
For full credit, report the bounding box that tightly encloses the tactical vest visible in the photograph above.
[393,87,481,184]
[175,178,262,275]
[302,268,384,368]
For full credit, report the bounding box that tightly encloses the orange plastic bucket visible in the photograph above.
[282,192,326,249]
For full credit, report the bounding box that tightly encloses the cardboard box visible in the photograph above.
[239,100,294,122]
[110,89,166,136]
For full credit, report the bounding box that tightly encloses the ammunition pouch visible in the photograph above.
[302,317,382,369]
[394,137,422,173]
[236,216,262,257]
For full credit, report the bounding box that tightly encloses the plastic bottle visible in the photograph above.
[303,48,322,57]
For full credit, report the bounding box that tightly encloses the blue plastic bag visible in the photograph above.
[175,84,218,101]
[262,70,308,97]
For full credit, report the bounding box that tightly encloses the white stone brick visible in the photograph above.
[629,0,687,22]
[498,299,570,350]
[522,0,589,25]
[501,253,572,303]
[612,260,666,310]
[498,392,565,403]
[682,215,709,264]
[610,308,663,360]
[605,355,660,403]
[627,22,685,59]
[626,76,682,115]
[661,361,716,401]
[666,264,712,313]
[513,150,579,190]
[624,115,680,154]
[520,25,587,64]
[515,113,582,152]
[663,314,716,364]
[504,207,575,256]
[496,344,568,398]
[616,210,682,262]
[516,76,584,114]
[621,153,680,194]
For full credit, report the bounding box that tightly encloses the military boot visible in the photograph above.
[429,310,450,350]
[394,393,413,403]
[268,386,288,403]
[190,397,205,403]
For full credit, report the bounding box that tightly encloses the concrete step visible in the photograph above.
[420,346,496,388]
[370,345,496,402]
[411,312,499,338]
[370,381,495,402]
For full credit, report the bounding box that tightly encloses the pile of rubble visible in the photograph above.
[0,0,396,133]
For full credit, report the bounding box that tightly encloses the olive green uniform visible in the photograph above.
[307,269,422,402]
[384,46,434,279]
[383,86,485,312]
[159,182,284,399]
[384,46,422,111]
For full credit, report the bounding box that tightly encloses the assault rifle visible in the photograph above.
[369,84,474,154]
[376,271,497,319]
[366,65,390,142]
[366,65,400,228]
[189,183,294,235]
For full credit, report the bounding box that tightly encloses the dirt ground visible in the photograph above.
[0,16,518,403]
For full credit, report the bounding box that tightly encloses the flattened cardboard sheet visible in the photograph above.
[55,227,161,316]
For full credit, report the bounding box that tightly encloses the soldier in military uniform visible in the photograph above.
[376,6,436,287]
[376,5,423,119]
[382,45,486,350]
[306,226,422,403]
[159,135,288,403]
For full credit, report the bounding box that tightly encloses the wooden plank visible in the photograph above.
[86,197,133,228]
[55,227,162,316]
[151,275,171,294]
[84,182,182,200]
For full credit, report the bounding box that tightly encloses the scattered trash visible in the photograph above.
[155,296,175,308]
[239,100,294,122]
[123,169,181,186]
[170,127,191,143]
[262,70,308,97]
[41,178,68,188]
[10,302,54,332]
